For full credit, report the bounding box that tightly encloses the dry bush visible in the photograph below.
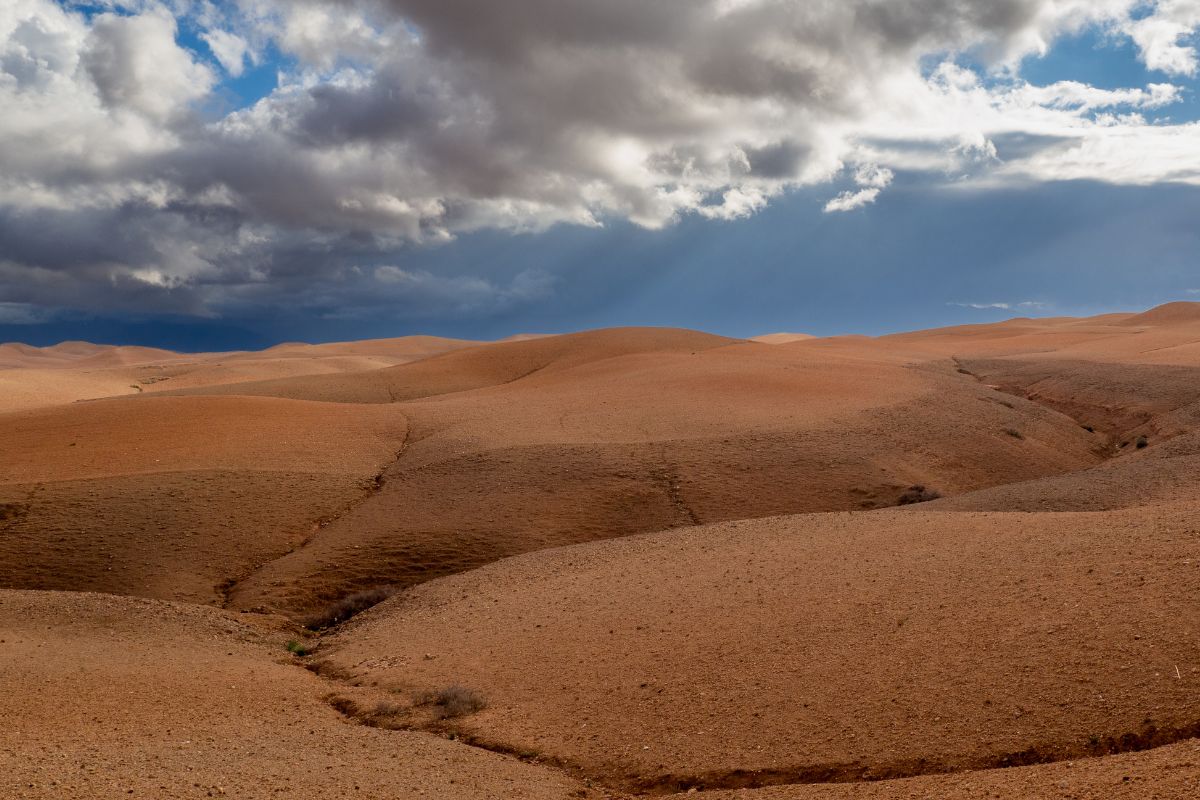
[373,700,405,719]
[415,685,488,719]
[304,586,396,630]
[897,485,941,506]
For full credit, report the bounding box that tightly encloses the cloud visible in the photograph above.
[824,188,884,213]
[824,164,894,212]
[201,28,252,76]
[372,266,555,314]
[950,300,1051,311]
[1012,80,1181,110]
[0,301,51,324]
[1123,0,1200,76]
[951,302,1014,310]
[1,0,1199,319]
[82,9,214,121]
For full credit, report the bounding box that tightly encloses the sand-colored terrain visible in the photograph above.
[0,335,479,414]
[201,329,1105,615]
[0,396,408,603]
[750,332,815,344]
[320,504,1200,790]
[0,590,596,799]
[3,306,1200,797]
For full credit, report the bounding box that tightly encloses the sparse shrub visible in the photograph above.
[373,700,405,719]
[1003,428,1024,439]
[415,685,487,719]
[1135,435,1149,449]
[304,586,396,630]
[897,485,941,505]
[286,639,309,656]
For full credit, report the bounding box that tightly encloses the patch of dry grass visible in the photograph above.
[897,485,942,506]
[304,586,396,630]
[415,685,488,719]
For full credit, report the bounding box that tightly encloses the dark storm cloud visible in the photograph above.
[745,142,812,179]
[0,205,159,271]
[296,80,436,147]
[0,0,1196,324]
[365,0,691,59]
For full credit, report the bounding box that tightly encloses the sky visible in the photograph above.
[1,1,1200,349]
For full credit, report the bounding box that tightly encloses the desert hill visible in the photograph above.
[163,327,735,404]
[1117,300,1200,326]
[750,332,815,344]
[0,589,591,799]
[320,503,1200,791]
[193,328,1105,615]
[0,334,484,414]
[0,396,408,603]
[0,341,183,370]
[3,302,1200,797]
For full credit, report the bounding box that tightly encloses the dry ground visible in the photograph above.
[2,305,1200,797]
[0,590,598,800]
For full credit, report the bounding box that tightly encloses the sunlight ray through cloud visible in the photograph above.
[1,0,1199,328]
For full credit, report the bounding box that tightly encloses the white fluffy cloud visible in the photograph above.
[201,27,252,76]
[83,10,214,120]
[1,0,1199,315]
[1125,0,1200,75]
[824,164,895,213]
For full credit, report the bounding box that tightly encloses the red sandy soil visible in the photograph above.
[3,305,1200,797]
[694,739,1200,799]
[0,396,407,603]
[0,590,598,800]
[202,329,1103,615]
[320,503,1200,790]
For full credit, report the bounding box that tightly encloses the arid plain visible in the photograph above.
[3,304,1200,798]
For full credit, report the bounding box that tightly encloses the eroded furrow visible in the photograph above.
[316,685,1200,796]
[219,413,413,609]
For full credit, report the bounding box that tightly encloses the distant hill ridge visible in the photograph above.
[4,301,1199,368]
